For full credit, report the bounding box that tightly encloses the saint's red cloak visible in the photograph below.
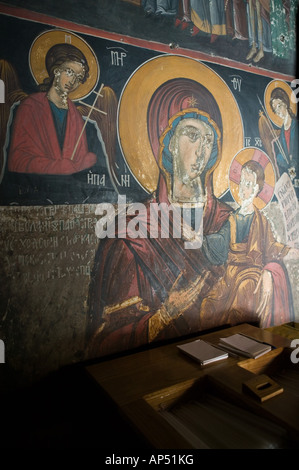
[8,92,96,175]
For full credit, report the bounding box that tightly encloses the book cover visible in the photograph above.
[177,339,228,365]
[219,334,272,359]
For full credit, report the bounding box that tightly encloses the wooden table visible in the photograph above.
[86,323,298,449]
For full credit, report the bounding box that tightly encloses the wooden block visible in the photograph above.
[242,374,284,402]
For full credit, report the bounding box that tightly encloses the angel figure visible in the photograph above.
[0,33,118,204]
[258,82,298,197]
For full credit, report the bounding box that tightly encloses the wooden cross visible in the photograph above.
[71,83,107,161]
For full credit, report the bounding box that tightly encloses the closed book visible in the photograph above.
[177,339,228,365]
[219,333,272,359]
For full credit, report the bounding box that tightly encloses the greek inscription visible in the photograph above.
[87,172,106,186]
[121,174,131,187]
[109,47,127,66]
[254,137,262,147]
[1,205,100,286]
[230,75,242,92]
[275,173,299,248]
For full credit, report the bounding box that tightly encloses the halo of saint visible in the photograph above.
[264,79,297,128]
[29,29,100,101]
[229,147,276,210]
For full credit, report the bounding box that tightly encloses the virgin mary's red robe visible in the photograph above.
[86,189,233,359]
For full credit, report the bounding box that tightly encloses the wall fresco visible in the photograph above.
[0,5,298,385]
[0,0,297,76]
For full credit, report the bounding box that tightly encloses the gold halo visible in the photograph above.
[229,147,276,210]
[264,79,297,128]
[118,55,244,196]
[29,29,99,101]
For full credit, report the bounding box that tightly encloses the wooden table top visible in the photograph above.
[86,324,298,448]
[86,323,291,408]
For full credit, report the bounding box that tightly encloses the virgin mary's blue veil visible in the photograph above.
[161,111,219,179]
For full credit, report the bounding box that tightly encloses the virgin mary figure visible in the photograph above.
[86,75,236,359]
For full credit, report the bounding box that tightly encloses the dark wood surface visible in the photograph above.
[86,323,290,406]
[86,323,297,448]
